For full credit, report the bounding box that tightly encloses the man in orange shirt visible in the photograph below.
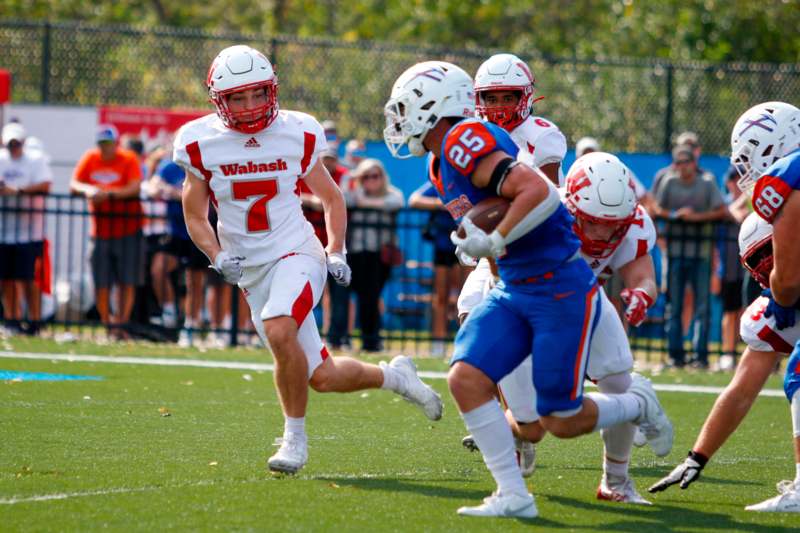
[70,125,144,339]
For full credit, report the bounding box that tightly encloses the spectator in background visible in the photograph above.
[575,136,600,157]
[344,159,404,352]
[70,125,144,340]
[714,167,746,371]
[652,144,728,368]
[652,131,704,196]
[410,178,470,358]
[322,119,339,152]
[0,123,52,335]
[299,146,351,349]
[343,139,368,173]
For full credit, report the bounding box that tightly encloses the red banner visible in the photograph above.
[0,69,10,104]
[98,105,208,136]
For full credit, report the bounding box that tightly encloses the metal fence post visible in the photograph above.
[40,22,51,103]
[664,63,674,152]
[270,37,279,68]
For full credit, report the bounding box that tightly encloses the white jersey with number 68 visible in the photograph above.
[173,110,327,268]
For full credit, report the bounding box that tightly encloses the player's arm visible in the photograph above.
[409,191,443,210]
[472,150,559,243]
[182,171,221,262]
[770,191,800,306]
[303,158,346,255]
[618,254,657,327]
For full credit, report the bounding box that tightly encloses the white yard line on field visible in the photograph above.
[0,350,786,398]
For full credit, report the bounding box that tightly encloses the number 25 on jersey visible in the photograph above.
[445,124,496,174]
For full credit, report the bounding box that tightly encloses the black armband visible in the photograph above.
[487,157,518,195]
[688,450,708,467]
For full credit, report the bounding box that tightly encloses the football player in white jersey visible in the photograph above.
[474,53,567,186]
[176,45,442,475]
[459,153,665,503]
[650,214,800,511]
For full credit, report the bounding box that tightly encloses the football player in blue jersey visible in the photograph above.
[384,61,672,519]
[650,101,800,513]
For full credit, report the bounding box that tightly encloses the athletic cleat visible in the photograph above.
[516,438,536,478]
[628,373,673,457]
[457,491,538,518]
[267,434,308,474]
[746,480,800,512]
[382,355,443,421]
[462,435,479,452]
[597,475,652,505]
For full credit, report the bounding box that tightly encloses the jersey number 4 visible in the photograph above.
[232,179,278,232]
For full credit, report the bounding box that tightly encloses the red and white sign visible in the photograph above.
[98,105,207,136]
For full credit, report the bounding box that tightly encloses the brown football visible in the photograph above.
[456,197,510,238]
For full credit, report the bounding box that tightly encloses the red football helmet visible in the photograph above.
[474,53,536,131]
[738,212,774,288]
[207,45,279,134]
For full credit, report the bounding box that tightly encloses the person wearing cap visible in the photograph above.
[651,130,705,197]
[70,124,144,340]
[0,122,52,335]
[652,144,729,368]
[575,136,600,158]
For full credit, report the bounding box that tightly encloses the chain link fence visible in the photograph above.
[2,19,800,154]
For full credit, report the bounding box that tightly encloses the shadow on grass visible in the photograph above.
[543,493,788,532]
[317,476,488,500]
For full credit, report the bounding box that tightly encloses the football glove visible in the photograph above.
[326,252,352,287]
[762,289,796,330]
[450,218,505,258]
[648,451,708,493]
[620,288,654,327]
[455,246,478,267]
[211,251,245,284]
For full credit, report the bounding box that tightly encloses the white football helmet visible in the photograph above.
[474,53,536,131]
[730,101,800,192]
[206,45,279,134]
[384,61,474,159]
[565,152,638,258]
[738,212,773,288]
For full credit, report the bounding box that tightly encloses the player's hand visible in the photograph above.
[326,252,351,287]
[620,288,654,327]
[450,218,505,258]
[454,246,478,267]
[761,289,796,330]
[211,251,245,284]
[648,452,707,493]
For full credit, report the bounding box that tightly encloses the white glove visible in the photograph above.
[648,453,707,493]
[326,252,352,287]
[455,246,478,267]
[450,218,506,258]
[211,251,245,284]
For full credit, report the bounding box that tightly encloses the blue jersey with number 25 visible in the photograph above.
[752,149,800,224]
[428,117,580,281]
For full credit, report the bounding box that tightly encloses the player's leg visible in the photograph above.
[450,291,537,518]
[586,290,649,503]
[497,356,543,477]
[746,345,800,512]
[532,283,671,454]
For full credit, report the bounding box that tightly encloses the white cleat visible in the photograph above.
[382,355,443,421]
[597,475,652,505]
[267,434,308,474]
[516,438,536,478]
[457,491,538,518]
[628,373,673,457]
[746,480,800,512]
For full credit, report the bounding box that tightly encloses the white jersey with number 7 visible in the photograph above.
[173,110,327,267]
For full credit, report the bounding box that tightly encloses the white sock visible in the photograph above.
[791,391,800,438]
[184,318,195,329]
[462,400,527,497]
[380,364,402,392]
[795,463,800,486]
[604,457,629,481]
[163,302,176,315]
[598,373,635,469]
[284,416,305,438]
[586,392,641,432]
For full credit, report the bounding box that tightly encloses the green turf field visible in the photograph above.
[0,337,796,531]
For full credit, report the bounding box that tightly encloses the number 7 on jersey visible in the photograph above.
[232,179,278,233]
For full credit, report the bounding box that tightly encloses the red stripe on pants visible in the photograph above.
[571,285,598,401]
[291,281,314,327]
